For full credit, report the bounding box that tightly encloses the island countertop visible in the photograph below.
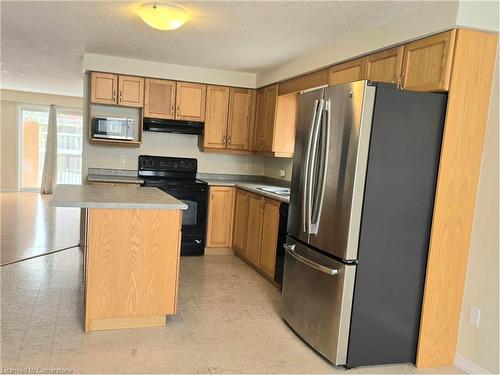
[51,184,187,210]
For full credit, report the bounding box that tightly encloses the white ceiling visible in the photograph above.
[1,1,451,97]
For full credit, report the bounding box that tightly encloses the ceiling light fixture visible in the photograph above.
[137,2,191,31]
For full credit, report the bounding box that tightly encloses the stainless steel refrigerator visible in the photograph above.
[281,81,447,368]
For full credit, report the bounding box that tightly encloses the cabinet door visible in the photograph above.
[206,187,234,248]
[252,88,267,150]
[263,84,278,152]
[204,86,230,149]
[176,82,207,121]
[259,198,280,279]
[144,79,176,119]
[227,88,252,150]
[245,194,264,267]
[90,72,117,105]
[365,47,404,84]
[118,75,144,108]
[401,30,456,92]
[232,189,250,255]
[329,57,367,86]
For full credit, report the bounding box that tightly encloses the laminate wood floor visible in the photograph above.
[0,192,79,265]
[1,248,463,374]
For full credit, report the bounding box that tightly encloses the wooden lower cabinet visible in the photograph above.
[259,198,280,278]
[245,194,264,266]
[232,188,281,281]
[232,189,250,255]
[206,186,234,248]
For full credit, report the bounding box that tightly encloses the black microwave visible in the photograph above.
[92,117,134,140]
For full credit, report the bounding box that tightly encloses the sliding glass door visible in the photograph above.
[19,105,83,190]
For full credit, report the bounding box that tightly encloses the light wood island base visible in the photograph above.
[83,208,182,333]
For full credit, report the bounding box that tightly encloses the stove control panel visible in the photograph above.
[139,155,197,173]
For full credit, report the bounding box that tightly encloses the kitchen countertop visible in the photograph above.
[51,184,187,209]
[87,174,144,184]
[204,180,290,203]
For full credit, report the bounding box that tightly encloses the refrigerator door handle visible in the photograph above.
[284,243,339,276]
[310,99,331,235]
[303,99,320,233]
[307,99,325,234]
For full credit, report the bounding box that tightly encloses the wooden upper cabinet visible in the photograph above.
[273,93,298,156]
[245,194,264,267]
[253,88,267,150]
[204,86,230,149]
[278,68,329,96]
[206,186,234,248]
[176,82,206,121]
[365,47,404,84]
[144,79,176,119]
[227,88,253,150]
[263,85,278,152]
[252,85,297,157]
[259,198,280,278]
[401,30,456,92]
[118,75,144,108]
[90,72,118,105]
[329,57,367,86]
[232,188,250,256]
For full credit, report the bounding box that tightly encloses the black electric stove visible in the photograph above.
[138,155,208,256]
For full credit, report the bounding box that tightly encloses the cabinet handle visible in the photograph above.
[211,193,214,200]
[171,105,174,117]
[400,72,406,90]
[394,73,400,89]
[113,90,116,101]
[177,105,180,117]
[119,91,123,102]
[228,136,231,144]
[223,134,227,144]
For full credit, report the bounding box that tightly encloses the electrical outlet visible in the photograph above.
[279,168,286,178]
[246,162,251,172]
[468,306,481,327]
[119,154,126,165]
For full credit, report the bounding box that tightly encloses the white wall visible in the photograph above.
[85,131,266,177]
[256,2,459,86]
[83,53,256,88]
[264,157,293,182]
[0,89,83,191]
[456,1,499,32]
[456,55,499,375]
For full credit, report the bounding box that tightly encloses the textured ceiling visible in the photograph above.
[1,1,446,96]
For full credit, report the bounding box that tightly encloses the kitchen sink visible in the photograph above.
[257,187,290,197]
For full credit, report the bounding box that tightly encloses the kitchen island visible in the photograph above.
[51,184,187,333]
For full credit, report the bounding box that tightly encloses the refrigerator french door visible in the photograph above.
[287,82,375,261]
[282,81,447,368]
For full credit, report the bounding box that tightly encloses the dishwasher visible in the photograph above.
[274,202,289,287]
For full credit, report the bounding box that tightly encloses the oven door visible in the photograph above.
[157,185,208,256]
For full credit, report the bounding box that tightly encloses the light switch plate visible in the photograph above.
[468,306,481,327]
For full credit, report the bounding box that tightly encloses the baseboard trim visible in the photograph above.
[0,188,18,192]
[204,247,234,255]
[455,354,490,374]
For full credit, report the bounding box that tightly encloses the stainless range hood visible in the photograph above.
[143,117,204,135]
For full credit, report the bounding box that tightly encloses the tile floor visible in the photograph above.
[1,248,462,374]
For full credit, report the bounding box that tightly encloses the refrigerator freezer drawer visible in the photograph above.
[281,236,356,366]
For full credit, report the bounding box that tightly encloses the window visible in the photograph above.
[19,105,83,190]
